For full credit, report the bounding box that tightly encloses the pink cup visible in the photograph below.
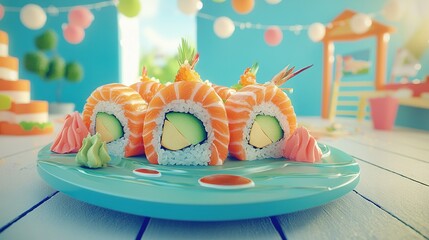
[369,96,399,130]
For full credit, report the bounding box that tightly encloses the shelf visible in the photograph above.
[398,97,429,109]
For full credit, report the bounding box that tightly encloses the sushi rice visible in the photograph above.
[238,102,289,160]
[88,101,130,157]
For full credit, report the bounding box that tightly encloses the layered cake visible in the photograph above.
[0,30,52,135]
[0,31,8,57]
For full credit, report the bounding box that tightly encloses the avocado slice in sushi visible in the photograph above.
[95,112,124,143]
[165,112,207,145]
[249,115,284,148]
[161,120,191,150]
[255,115,283,143]
[249,121,272,148]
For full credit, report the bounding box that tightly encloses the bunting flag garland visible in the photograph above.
[0,0,404,46]
[197,11,379,45]
[0,0,141,44]
[199,0,405,46]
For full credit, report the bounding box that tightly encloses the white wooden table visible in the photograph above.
[1,116,428,239]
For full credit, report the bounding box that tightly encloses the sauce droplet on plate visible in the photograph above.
[133,168,161,177]
[199,174,255,189]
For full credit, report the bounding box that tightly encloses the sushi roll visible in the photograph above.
[130,67,165,104]
[231,63,259,91]
[225,64,313,161]
[82,83,147,157]
[211,84,236,102]
[143,81,229,166]
[225,83,297,160]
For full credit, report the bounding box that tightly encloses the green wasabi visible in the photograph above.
[76,133,110,168]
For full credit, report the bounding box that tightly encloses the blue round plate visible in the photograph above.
[37,144,359,221]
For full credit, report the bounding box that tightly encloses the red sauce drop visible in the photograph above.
[134,168,159,174]
[199,174,253,186]
[133,168,161,177]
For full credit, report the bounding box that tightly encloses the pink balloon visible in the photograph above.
[63,24,85,44]
[68,6,94,29]
[0,5,5,20]
[264,26,283,46]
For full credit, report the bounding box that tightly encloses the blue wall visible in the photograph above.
[196,0,428,116]
[0,0,119,111]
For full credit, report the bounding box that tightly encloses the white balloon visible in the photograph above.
[20,4,47,30]
[265,0,281,4]
[177,0,202,15]
[214,17,235,39]
[382,0,404,21]
[350,13,372,34]
[308,22,325,42]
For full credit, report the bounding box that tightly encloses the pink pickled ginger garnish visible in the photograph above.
[283,127,322,163]
[51,112,90,154]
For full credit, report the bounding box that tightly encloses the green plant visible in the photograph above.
[24,29,84,102]
[139,52,178,84]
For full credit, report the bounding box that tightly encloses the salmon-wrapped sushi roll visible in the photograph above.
[143,81,229,166]
[82,83,147,157]
[130,67,165,103]
[211,84,236,102]
[225,83,297,160]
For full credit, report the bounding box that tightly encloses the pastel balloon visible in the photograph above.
[69,6,94,29]
[177,0,202,15]
[265,0,281,4]
[214,17,235,39]
[231,0,254,14]
[264,26,282,46]
[382,0,404,21]
[20,4,47,30]
[0,4,4,20]
[63,24,85,44]
[350,13,372,34]
[117,0,141,18]
[308,22,325,42]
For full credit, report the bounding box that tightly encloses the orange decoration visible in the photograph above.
[0,56,18,70]
[0,79,30,91]
[231,0,254,15]
[175,64,201,82]
[9,101,48,114]
[239,68,256,86]
[0,30,8,44]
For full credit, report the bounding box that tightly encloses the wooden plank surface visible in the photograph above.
[355,160,429,238]
[276,192,425,240]
[0,135,53,158]
[1,193,145,240]
[141,217,281,240]
[0,149,56,227]
[351,127,429,151]
[347,133,429,163]
[322,139,429,185]
[0,115,62,158]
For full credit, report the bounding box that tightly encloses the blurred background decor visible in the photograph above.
[0,0,122,112]
[24,29,84,113]
[0,0,428,129]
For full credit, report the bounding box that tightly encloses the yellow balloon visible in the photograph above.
[118,0,141,18]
